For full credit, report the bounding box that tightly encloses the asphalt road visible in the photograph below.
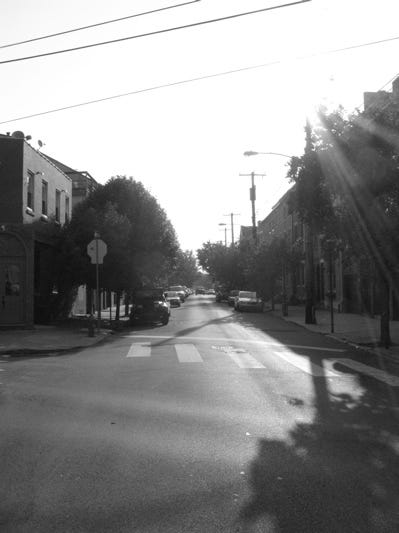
[1,295,399,532]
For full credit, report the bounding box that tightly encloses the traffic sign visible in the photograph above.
[87,238,107,264]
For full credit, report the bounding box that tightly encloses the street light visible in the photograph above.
[243,150,293,159]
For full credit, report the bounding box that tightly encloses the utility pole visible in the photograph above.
[218,223,228,246]
[239,172,266,245]
[223,213,240,245]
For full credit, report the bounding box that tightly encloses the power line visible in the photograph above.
[2,30,399,125]
[378,71,399,91]
[0,1,311,65]
[0,0,201,50]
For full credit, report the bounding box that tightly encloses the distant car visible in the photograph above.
[168,285,186,302]
[234,291,263,312]
[205,288,216,295]
[182,286,190,298]
[130,288,170,325]
[195,287,205,295]
[164,291,181,307]
[227,290,239,306]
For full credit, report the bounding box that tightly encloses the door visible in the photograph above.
[0,260,25,324]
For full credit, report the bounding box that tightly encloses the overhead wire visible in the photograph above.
[0,0,202,50]
[0,1,311,65]
[2,30,399,126]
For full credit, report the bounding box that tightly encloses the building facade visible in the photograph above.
[0,131,72,326]
[256,186,346,311]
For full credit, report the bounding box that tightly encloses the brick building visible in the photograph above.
[256,186,345,310]
[0,131,72,326]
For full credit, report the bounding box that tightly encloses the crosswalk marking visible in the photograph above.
[333,358,399,387]
[126,343,151,358]
[123,342,399,385]
[124,335,345,352]
[175,344,203,363]
[271,350,340,377]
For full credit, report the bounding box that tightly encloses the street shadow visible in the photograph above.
[238,389,399,532]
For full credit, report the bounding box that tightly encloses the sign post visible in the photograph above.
[87,232,107,332]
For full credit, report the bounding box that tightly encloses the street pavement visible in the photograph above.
[1,295,399,532]
[1,302,399,365]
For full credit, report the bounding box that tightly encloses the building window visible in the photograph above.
[55,189,61,222]
[27,171,34,210]
[42,180,48,215]
[65,196,70,223]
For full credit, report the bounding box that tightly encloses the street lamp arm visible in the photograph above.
[244,150,294,159]
[243,150,292,159]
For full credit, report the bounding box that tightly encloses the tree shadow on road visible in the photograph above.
[239,389,399,532]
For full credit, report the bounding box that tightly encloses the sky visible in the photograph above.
[1,0,399,252]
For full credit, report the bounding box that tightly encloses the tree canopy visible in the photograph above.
[286,104,399,343]
[56,176,179,311]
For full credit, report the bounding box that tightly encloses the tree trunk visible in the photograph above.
[305,223,316,324]
[380,277,391,348]
[116,290,121,321]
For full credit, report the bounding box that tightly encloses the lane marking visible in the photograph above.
[124,335,345,352]
[175,344,203,363]
[217,346,265,369]
[126,343,151,358]
[272,350,340,377]
[333,358,399,386]
[227,351,265,369]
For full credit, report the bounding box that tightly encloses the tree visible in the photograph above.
[287,121,338,324]
[288,105,399,347]
[319,107,399,347]
[55,176,179,318]
[168,250,199,287]
[197,242,245,290]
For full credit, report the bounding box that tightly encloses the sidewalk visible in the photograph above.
[269,304,399,362]
[0,324,111,355]
[0,307,130,355]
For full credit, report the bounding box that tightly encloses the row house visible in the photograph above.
[0,131,72,326]
[43,156,112,317]
[0,131,112,327]
[256,186,345,311]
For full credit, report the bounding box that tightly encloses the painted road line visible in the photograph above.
[224,348,265,369]
[273,350,340,377]
[125,335,345,352]
[126,343,151,358]
[175,344,203,363]
[334,358,399,386]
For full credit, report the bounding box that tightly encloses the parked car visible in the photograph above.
[164,290,181,307]
[130,288,170,325]
[227,290,239,306]
[195,287,205,295]
[205,288,216,295]
[234,291,263,312]
[168,285,186,302]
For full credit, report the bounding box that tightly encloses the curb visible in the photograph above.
[0,331,113,357]
[271,311,399,368]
